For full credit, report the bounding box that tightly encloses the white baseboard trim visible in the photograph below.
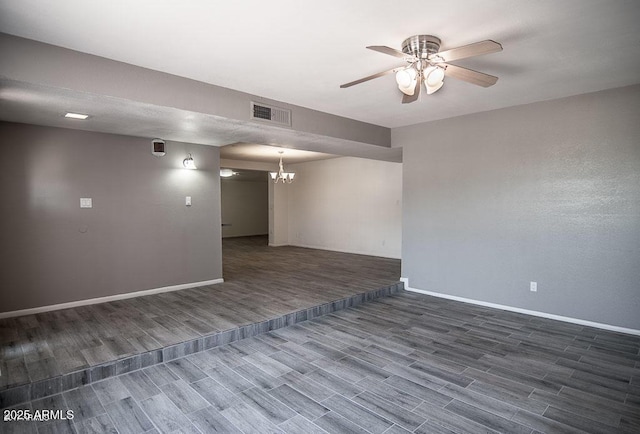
[290,242,401,260]
[268,243,289,247]
[400,277,640,337]
[0,278,225,319]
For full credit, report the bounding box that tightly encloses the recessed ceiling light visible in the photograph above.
[64,112,89,120]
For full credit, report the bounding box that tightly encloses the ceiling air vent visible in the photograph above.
[250,102,292,127]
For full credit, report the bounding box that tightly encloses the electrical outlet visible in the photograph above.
[530,281,537,292]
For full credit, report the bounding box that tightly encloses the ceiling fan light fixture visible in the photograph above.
[426,80,444,95]
[399,85,415,96]
[424,66,445,94]
[425,66,445,87]
[396,68,417,95]
[340,35,502,103]
[395,68,414,87]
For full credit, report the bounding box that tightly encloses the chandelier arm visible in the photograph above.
[272,152,295,184]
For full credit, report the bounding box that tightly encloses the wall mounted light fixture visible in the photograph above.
[183,153,197,169]
[220,168,237,177]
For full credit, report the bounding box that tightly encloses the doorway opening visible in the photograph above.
[220,169,269,240]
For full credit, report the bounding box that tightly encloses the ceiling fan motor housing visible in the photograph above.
[401,35,441,58]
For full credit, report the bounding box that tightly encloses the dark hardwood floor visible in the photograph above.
[221,236,402,310]
[3,291,640,433]
[0,236,400,402]
[2,236,640,433]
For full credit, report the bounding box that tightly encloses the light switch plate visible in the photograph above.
[80,198,92,208]
[186,196,192,206]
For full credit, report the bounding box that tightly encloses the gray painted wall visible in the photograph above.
[0,33,391,149]
[287,157,402,259]
[394,85,640,330]
[221,177,268,238]
[0,122,222,313]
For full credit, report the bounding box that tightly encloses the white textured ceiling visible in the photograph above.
[0,0,639,131]
[220,143,336,164]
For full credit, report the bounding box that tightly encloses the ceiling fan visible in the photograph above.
[340,35,502,103]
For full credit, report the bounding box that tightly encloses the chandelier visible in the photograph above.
[269,151,295,184]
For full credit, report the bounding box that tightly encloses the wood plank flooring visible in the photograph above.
[3,291,639,433]
[2,235,640,433]
[0,236,400,400]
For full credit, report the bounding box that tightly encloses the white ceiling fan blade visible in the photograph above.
[367,45,418,62]
[443,63,498,87]
[432,40,502,62]
[340,66,403,88]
